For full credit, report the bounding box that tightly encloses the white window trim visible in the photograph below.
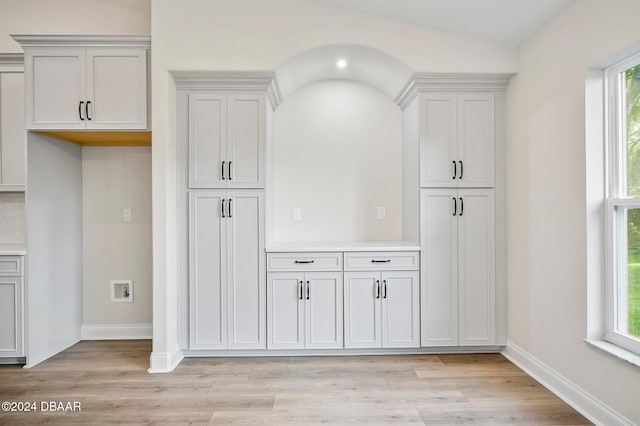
[604,52,640,357]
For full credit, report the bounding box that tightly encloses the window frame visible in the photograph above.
[605,52,640,356]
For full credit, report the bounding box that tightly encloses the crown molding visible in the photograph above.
[172,71,282,109]
[11,35,150,48]
[396,72,515,110]
[0,53,24,72]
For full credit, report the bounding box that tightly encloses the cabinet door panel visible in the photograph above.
[86,49,147,129]
[458,189,495,345]
[189,191,227,349]
[306,272,343,349]
[420,93,457,188]
[227,191,265,349]
[382,271,419,348]
[0,277,23,357]
[189,93,228,188]
[344,272,381,348]
[268,272,305,349]
[228,93,264,188]
[27,48,85,129]
[458,93,494,188]
[0,72,25,187]
[420,189,458,346]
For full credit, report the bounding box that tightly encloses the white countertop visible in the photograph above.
[0,244,26,255]
[266,241,420,253]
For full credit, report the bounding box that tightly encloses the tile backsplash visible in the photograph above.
[0,193,26,245]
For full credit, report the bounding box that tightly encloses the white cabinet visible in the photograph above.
[420,92,494,188]
[0,58,26,191]
[420,188,495,346]
[189,190,265,350]
[189,92,265,189]
[267,270,343,350]
[0,255,24,359]
[16,36,149,130]
[344,253,420,349]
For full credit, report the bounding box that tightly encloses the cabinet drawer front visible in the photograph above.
[267,253,342,271]
[0,256,23,276]
[344,252,419,271]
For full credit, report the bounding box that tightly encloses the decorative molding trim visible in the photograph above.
[81,324,152,340]
[0,53,24,72]
[0,185,26,193]
[396,73,515,110]
[183,346,503,357]
[172,71,281,109]
[11,35,150,48]
[502,341,634,426]
[148,348,184,374]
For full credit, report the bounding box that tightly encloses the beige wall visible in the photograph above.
[0,193,25,245]
[507,0,640,422]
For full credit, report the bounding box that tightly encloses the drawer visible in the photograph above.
[344,251,419,271]
[267,252,342,271]
[0,256,23,276]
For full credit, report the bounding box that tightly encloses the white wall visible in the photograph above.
[151,0,518,369]
[0,0,150,52]
[507,0,640,422]
[82,147,152,328]
[273,80,402,242]
[26,133,82,367]
[0,194,25,245]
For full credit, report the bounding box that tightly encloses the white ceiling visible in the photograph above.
[309,0,577,45]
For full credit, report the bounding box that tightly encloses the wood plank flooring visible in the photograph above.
[0,340,591,425]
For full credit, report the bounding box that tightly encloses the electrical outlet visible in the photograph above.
[123,208,132,222]
[377,206,386,220]
[293,208,302,221]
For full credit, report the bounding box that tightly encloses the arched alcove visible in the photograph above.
[272,45,411,242]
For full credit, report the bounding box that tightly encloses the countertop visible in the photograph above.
[266,241,420,253]
[0,244,26,255]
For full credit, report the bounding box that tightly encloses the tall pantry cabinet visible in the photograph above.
[399,75,509,348]
[176,74,279,350]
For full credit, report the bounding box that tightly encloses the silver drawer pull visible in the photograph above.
[294,260,315,264]
[371,259,391,263]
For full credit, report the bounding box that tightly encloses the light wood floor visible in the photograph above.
[0,340,590,425]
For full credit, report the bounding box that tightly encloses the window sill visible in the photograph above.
[585,339,640,368]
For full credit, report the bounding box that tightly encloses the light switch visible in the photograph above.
[377,206,386,220]
[293,208,302,221]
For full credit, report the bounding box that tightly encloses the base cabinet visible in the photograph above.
[344,270,420,349]
[420,188,495,347]
[0,256,24,359]
[189,190,265,350]
[267,272,343,350]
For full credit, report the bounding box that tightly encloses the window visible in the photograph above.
[606,54,640,355]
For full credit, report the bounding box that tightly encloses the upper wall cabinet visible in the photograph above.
[0,55,26,191]
[189,92,265,188]
[13,36,150,131]
[175,72,281,190]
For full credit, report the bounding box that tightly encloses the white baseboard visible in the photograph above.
[81,324,152,340]
[148,348,184,373]
[502,341,633,426]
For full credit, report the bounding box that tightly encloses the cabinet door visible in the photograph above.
[26,48,85,129]
[228,93,264,188]
[267,272,305,349]
[86,48,147,129]
[305,272,343,349]
[457,93,494,188]
[189,93,228,188]
[227,191,265,349]
[0,277,23,357]
[344,271,381,348]
[382,271,419,348]
[458,189,495,345]
[420,93,457,188]
[0,72,25,188]
[189,191,227,349]
[420,189,458,346]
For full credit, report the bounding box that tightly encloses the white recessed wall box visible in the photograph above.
[111,280,133,303]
